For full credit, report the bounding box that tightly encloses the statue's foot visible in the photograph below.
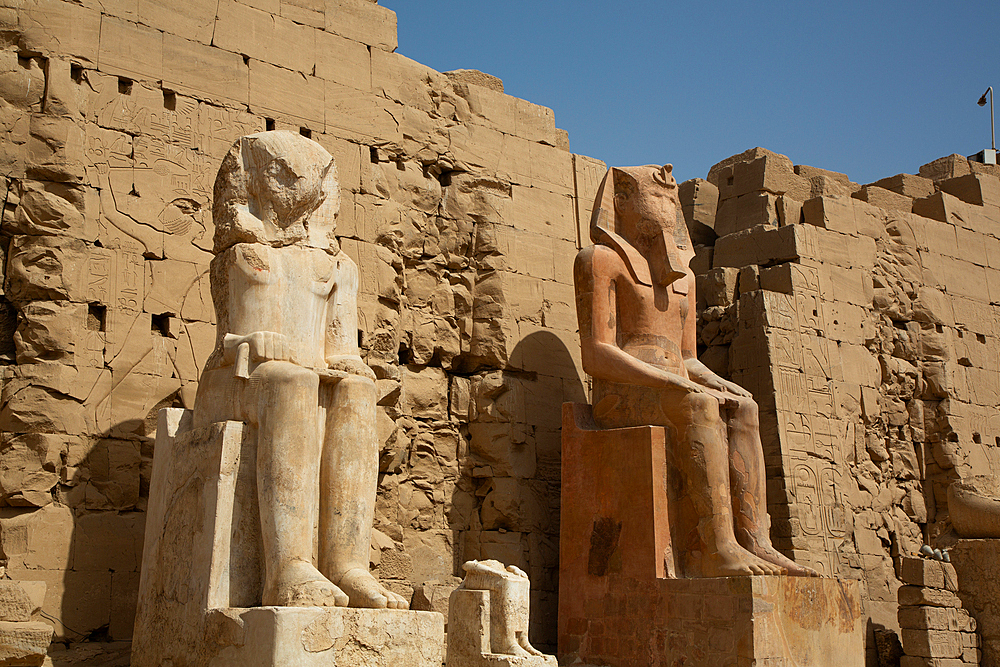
[337,568,409,609]
[702,542,786,577]
[518,635,544,656]
[265,560,349,607]
[747,543,821,577]
[493,639,532,659]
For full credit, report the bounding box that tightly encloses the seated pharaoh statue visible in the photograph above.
[192,130,407,609]
[572,164,818,578]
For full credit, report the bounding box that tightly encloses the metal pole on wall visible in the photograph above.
[979,86,995,151]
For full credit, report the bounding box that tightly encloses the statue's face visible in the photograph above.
[256,155,327,228]
[615,170,695,278]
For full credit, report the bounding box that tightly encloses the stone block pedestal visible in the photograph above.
[207,606,444,667]
[559,575,864,667]
[558,402,864,666]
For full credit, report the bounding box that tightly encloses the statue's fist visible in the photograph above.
[224,331,295,365]
[245,331,293,362]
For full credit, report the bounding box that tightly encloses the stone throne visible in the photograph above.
[131,132,443,667]
[558,165,864,667]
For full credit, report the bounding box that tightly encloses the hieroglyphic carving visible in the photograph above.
[196,104,264,158]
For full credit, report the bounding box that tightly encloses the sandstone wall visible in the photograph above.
[4,0,1000,662]
[683,148,1000,664]
[0,0,603,650]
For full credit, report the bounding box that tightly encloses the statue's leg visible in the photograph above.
[726,395,820,577]
[670,392,784,577]
[318,375,408,609]
[254,361,349,607]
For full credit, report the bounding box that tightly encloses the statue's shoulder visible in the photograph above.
[575,243,628,278]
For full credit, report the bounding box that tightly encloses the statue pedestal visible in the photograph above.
[559,575,863,667]
[132,409,443,667]
[558,403,864,666]
[207,606,443,666]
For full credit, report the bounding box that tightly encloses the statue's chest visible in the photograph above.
[622,274,690,330]
[234,244,336,297]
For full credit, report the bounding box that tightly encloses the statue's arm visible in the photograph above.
[324,254,375,379]
[575,247,704,394]
[681,282,752,398]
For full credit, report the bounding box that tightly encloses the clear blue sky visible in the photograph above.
[386,1,998,186]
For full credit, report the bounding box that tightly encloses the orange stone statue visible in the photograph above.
[573,164,817,577]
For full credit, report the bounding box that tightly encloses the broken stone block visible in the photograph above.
[13,301,87,365]
[5,236,89,305]
[918,154,972,183]
[716,153,811,202]
[678,178,718,244]
[325,0,398,51]
[802,195,859,236]
[9,180,87,238]
[0,581,37,622]
[900,628,962,659]
[899,557,957,590]
[0,503,74,571]
[869,173,936,200]
[445,69,504,94]
[713,224,801,268]
[706,147,784,187]
[26,114,86,182]
[853,185,913,213]
[0,619,52,665]
[897,586,962,608]
[714,191,779,237]
[401,365,449,420]
[701,267,740,307]
[0,433,65,507]
[0,383,88,437]
[939,173,1000,209]
[794,164,857,195]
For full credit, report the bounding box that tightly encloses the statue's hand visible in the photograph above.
[721,379,753,398]
[326,354,376,381]
[662,373,710,396]
[704,376,753,399]
[224,331,295,363]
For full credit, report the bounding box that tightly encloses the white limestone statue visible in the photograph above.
[193,130,407,610]
[447,559,555,666]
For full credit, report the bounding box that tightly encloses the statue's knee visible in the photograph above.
[733,395,759,418]
[685,392,720,417]
[255,361,318,389]
[334,374,376,400]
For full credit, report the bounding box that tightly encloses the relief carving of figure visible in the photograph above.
[193,130,408,608]
[574,164,818,577]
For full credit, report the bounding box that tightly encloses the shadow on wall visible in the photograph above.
[451,328,585,652]
[0,385,184,662]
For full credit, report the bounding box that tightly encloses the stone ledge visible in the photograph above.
[206,606,444,667]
